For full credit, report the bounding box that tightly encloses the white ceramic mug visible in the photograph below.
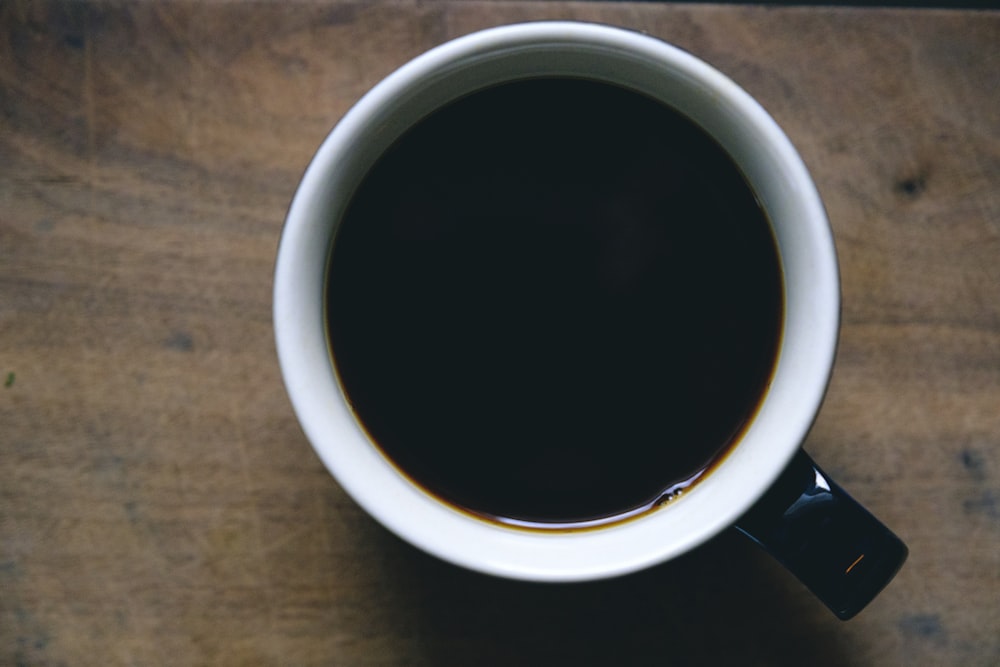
[274,22,905,619]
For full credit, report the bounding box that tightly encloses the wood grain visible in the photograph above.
[2,2,998,665]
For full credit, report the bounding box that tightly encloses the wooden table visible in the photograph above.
[2,2,998,664]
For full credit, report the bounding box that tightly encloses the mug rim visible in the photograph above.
[274,21,840,582]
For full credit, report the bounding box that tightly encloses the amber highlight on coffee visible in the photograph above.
[326,78,783,528]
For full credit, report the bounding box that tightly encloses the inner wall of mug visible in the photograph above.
[275,22,839,581]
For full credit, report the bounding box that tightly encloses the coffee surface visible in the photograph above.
[327,78,783,527]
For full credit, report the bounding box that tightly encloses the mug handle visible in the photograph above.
[734,450,908,620]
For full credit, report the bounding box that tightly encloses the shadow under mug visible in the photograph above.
[273,22,907,620]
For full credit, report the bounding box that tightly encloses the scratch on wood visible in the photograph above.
[959,448,987,481]
[963,490,999,520]
[898,613,948,645]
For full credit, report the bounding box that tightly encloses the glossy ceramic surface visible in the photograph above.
[274,22,840,582]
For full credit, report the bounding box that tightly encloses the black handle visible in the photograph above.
[734,450,908,620]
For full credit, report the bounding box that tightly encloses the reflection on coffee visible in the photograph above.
[326,78,783,527]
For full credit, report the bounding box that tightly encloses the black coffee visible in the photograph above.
[326,78,783,527]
